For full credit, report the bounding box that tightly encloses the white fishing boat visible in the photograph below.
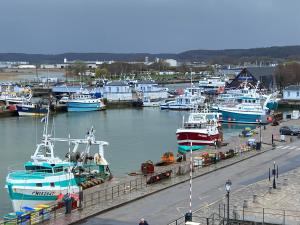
[0,92,32,104]
[6,111,112,211]
[198,77,226,93]
[142,96,161,107]
[160,91,205,110]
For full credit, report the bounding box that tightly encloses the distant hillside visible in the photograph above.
[1,46,300,64]
[177,46,300,63]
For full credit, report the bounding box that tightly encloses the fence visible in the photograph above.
[1,148,271,225]
[168,204,300,225]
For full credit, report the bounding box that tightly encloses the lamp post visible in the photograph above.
[259,119,262,145]
[225,179,232,225]
[272,161,277,189]
[184,134,193,222]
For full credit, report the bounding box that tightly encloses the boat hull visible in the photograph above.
[160,104,198,110]
[176,130,221,146]
[67,102,106,112]
[16,105,48,116]
[8,186,79,211]
[218,109,267,124]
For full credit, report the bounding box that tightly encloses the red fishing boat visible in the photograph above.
[176,110,222,148]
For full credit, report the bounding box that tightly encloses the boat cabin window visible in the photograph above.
[53,166,64,173]
[25,166,52,173]
[50,182,55,187]
[36,183,43,187]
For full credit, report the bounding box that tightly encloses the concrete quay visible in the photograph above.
[182,166,300,225]
[37,119,300,225]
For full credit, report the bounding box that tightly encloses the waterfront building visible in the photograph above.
[135,80,168,100]
[226,67,276,90]
[103,81,133,101]
[282,85,300,101]
[164,59,177,67]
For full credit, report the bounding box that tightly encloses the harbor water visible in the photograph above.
[0,107,252,215]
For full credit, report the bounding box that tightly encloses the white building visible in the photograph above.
[103,81,133,101]
[40,64,56,69]
[159,71,176,75]
[135,81,168,100]
[283,85,300,100]
[17,65,36,69]
[165,59,177,67]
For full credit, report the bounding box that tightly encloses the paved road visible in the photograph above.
[82,142,300,225]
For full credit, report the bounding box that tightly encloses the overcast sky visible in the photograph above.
[1,0,300,53]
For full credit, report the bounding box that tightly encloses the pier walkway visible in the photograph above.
[170,164,300,225]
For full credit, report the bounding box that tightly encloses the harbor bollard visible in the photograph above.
[185,212,192,222]
[79,190,83,209]
[252,194,257,203]
[268,186,272,194]
[233,205,238,220]
[64,195,72,214]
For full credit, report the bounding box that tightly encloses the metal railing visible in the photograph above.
[82,176,148,207]
[168,204,300,225]
[1,148,271,225]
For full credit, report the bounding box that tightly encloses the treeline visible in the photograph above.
[1,46,300,64]
[66,60,210,78]
[275,62,300,90]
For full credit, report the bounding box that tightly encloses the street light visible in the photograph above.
[184,133,193,223]
[268,161,278,189]
[225,179,232,225]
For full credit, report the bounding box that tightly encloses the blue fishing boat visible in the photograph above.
[67,93,106,112]
[16,102,48,116]
[216,95,272,124]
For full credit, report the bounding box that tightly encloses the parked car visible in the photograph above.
[279,126,300,136]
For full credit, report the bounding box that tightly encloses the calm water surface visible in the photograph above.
[0,108,248,214]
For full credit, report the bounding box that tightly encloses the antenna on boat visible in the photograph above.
[42,105,50,141]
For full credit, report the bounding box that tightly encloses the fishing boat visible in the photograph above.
[5,113,111,211]
[198,77,226,94]
[215,95,272,124]
[160,91,205,110]
[16,102,48,116]
[142,96,161,107]
[215,81,279,111]
[176,109,222,152]
[0,92,32,104]
[67,93,106,112]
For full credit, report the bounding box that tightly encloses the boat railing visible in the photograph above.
[7,164,59,174]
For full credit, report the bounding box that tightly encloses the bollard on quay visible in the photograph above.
[253,194,257,203]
